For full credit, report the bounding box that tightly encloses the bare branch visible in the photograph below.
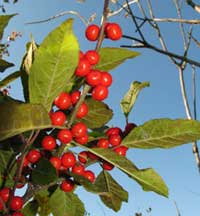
[186,0,200,13]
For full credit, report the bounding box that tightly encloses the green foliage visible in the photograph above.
[0,14,16,40]
[95,47,140,71]
[29,18,79,111]
[121,81,150,119]
[0,59,14,72]
[32,158,58,185]
[81,97,113,129]
[22,200,39,216]
[122,118,200,149]
[0,102,51,141]
[0,70,21,88]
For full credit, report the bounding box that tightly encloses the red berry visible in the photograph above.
[0,201,3,211]
[71,122,87,138]
[109,134,122,146]
[75,133,88,145]
[87,152,99,160]
[84,170,95,183]
[0,187,10,202]
[60,179,74,192]
[50,111,66,126]
[92,85,108,101]
[54,92,71,110]
[105,23,122,40]
[106,127,122,136]
[42,135,56,151]
[78,151,88,164]
[97,138,109,148]
[16,183,25,189]
[102,161,114,171]
[85,50,100,65]
[79,50,84,60]
[101,72,112,87]
[50,156,61,170]
[12,212,24,216]
[57,129,72,144]
[76,102,88,118]
[85,24,100,41]
[26,149,41,164]
[72,164,85,175]
[61,152,76,168]
[10,196,23,211]
[123,123,137,136]
[86,70,102,87]
[71,91,81,105]
[113,146,128,156]
[75,58,91,77]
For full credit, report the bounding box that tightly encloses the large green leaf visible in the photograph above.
[120,81,150,119]
[95,171,128,212]
[29,19,79,111]
[0,14,16,40]
[0,102,51,141]
[95,47,140,71]
[122,118,200,149]
[22,200,39,216]
[0,59,14,72]
[49,188,85,216]
[80,147,168,197]
[80,98,113,129]
[0,71,21,88]
[32,158,58,185]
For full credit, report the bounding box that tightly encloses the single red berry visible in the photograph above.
[16,183,25,189]
[123,123,137,137]
[92,85,108,101]
[86,70,102,87]
[78,151,88,164]
[26,149,41,164]
[106,127,122,136]
[72,164,85,175]
[76,102,88,118]
[50,111,66,126]
[109,134,122,146]
[60,179,74,192]
[87,152,99,160]
[54,92,71,110]
[84,170,95,183]
[105,23,122,40]
[61,152,76,168]
[97,138,109,148]
[101,72,112,87]
[0,187,10,202]
[79,50,84,60]
[113,146,128,156]
[57,129,72,144]
[42,135,56,151]
[75,133,88,145]
[85,24,100,41]
[85,50,100,65]
[10,196,23,211]
[75,58,91,77]
[12,212,24,216]
[71,90,81,105]
[50,156,61,170]
[102,161,114,171]
[71,122,87,138]
[0,201,3,210]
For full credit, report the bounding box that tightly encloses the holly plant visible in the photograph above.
[1,2,200,216]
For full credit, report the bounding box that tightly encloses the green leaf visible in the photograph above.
[29,19,79,111]
[0,102,51,141]
[122,118,200,149]
[49,188,85,216]
[95,47,140,71]
[32,158,57,185]
[0,59,14,72]
[80,147,168,197]
[80,98,113,129]
[0,150,16,187]
[35,190,51,216]
[0,14,16,40]
[0,71,21,88]
[95,171,128,212]
[22,200,39,216]
[120,81,150,119]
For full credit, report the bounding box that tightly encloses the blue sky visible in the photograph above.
[1,0,200,215]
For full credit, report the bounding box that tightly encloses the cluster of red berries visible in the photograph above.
[0,187,23,215]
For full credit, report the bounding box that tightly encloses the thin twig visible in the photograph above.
[186,0,200,14]
[174,201,181,216]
